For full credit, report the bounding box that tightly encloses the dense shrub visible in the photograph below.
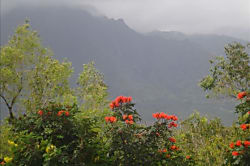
[177,112,235,166]
[224,92,250,166]
[0,104,109,165]
[105,96,194,166]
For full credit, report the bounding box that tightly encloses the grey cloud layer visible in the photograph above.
[2,0,250,39]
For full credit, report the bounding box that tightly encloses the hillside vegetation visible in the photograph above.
[0,23,249,166]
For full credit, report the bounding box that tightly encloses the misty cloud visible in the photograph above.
[2,0,250,39]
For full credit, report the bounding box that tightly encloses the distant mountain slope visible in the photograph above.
[1,6,243,124]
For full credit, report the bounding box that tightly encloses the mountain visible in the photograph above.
[1,6,245,124]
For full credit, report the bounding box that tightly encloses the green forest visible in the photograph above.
[0,23,249,166]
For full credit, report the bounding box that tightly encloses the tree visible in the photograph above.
[199,42,250,165]
[0,22,73,119]
[77,61,108,113]
[199,42,249,98]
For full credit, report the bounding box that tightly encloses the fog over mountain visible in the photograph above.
[1,5,247,124]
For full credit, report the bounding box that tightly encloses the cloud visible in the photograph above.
[80,0,250,34]
[2,0,250,38]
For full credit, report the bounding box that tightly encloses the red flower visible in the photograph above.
[248,111,250,114]
[171,115,178,121]
[232,151,240,156]
[110,102,115,109]
[105,116,117,123]
[128,115,133,120]
[159,112,167,119]
[57,110,64,117]
[65,111,70,116]
[115,96,123,104]
[152,113,159,119]
[236,140,241,146]
[186,156,191,159]
[244,141,250,148]
[38,110,43,116]
[127,96,132,102]
[170,145,177,150]
[237,92,247,99]
[123,115,128,120]
[240,124,247,130]
[169,137,176,143]
[162,148,167,153]
[125,120,134,125]
[152,112,170,120]
[122,97,127,103]
[165,115,171,120]
[115,101,120,107]
[105,117,110,122]
[229,142,234,149]
[128,120,134,125]
[156,132,160,136]
[168,122,178,128]
[109,116,117,123]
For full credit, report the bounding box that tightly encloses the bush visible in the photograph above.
[177,112,235,166]
[105,96,194,166]
[1,103,106,165]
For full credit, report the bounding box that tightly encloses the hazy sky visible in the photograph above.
[2,0,250,38]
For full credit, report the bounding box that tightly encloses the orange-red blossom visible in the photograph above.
[230,140,250,156]
[123,114,134,125]
[152,112,178,121]
[38,110,43,116]
[240,124,250,131]
[168,137,176,143]
[105,116,117,123]
[110,96,133,109]
[57,110,70,117]
[237,91,247,99]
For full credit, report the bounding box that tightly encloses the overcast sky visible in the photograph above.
[2,0,250,39]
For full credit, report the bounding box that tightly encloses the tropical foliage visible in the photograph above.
[0,23,249,165]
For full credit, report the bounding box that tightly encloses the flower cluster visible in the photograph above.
[123,114,134,125]
[46,144,56,153]
[37,109,70,117]
[240,124,250,131]
[158,148,167,153]
[152,112,178,128]
[170,145,179,150]
[168,122,178,128]
[8,140,18,147]
[105,116,117,123]
[38,110,43,116]
[152,112,178,121]
[229,140,250,156]
[109,96,132,109]
[158,145,179,159]
[237,91,247,99]
[158,137,178,159]
[57,110,70,117]
[0,157,13,164]
[168,137,176,143]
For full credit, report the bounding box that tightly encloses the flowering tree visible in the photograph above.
[0,104,107,165]
[105,96,193,166]
[199,42,249,98]
[200,42,250,165]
